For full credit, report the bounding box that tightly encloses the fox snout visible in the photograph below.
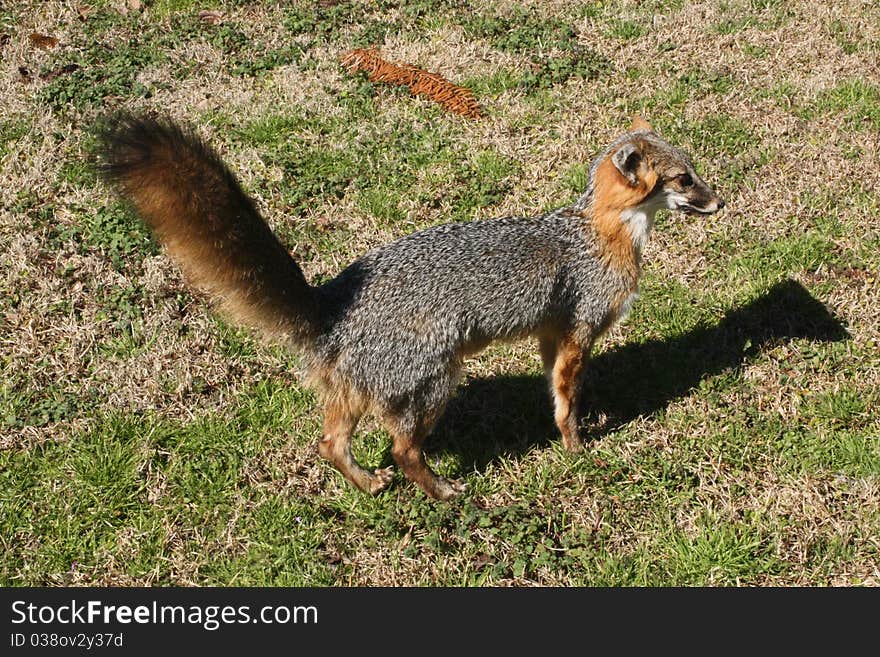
[693,189,725,215]
[668,174,725,216]
[693,178,725,214]
[682,190,725,215]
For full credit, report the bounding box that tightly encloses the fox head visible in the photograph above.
[612,116,724,216]
[589,117,725,253]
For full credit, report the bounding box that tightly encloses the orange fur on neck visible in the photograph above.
[588,149,657,277]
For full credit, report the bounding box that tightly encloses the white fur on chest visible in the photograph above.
[619,207,655,252]
[611,199,659,327]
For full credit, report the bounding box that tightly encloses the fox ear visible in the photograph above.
[611,142,641,186]
[630,116,652,132]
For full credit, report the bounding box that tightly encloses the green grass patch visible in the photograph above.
[150,0,226,19]
[664,517,780,585]
[38,33,164,114]
[713,233,840,286]
[805,80,880,131]
[233,105,518,225]
[712,0,794,34]
[605,19,644,41]
[0,382,82,430]
[84,203,157,269]
[460,8,578,54]
[0,116,30,157]
[0,415,153,582]
[1,379,328,585]
[459,7,608,93]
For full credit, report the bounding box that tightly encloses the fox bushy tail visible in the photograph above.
[98,115,320,347]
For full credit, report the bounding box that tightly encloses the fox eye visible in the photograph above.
[675,173,693,187]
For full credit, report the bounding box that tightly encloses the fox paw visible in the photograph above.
[562,435,585,454]
[369,466,395,494]
[434,477,467,501]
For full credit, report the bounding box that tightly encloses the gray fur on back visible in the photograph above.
[314,207,634,413]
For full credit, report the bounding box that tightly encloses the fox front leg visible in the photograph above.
[548,332,593,452]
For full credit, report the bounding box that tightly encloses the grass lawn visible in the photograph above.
[1,0,878,586]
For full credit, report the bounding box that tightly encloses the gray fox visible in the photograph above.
[98,115,724,500]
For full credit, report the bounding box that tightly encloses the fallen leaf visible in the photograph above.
[198,10,224,25]
[77,5,94,21]
[315,216,334,231]
[472,553,493,570]
[29,33,59,49]
[39,63,80,81]
[118,0,140,15]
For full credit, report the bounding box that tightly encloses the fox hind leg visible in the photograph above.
[318,397,394,495]
[385,409,465,501]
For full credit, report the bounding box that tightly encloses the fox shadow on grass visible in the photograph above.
[427,279,850,473]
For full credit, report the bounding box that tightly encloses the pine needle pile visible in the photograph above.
[340,48,483,119]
